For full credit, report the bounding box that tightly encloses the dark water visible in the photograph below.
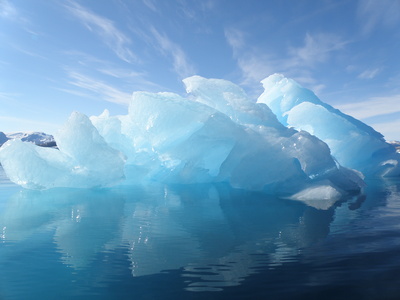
[1,167,400,300]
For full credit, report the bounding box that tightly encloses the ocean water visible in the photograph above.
[1,166,400,299]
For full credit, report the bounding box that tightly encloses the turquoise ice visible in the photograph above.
[2,75,386,204]
[258,74,400,177]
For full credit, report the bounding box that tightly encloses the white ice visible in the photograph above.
[0,75,375,202]
[0,112,125,189]
[258,74,400,177]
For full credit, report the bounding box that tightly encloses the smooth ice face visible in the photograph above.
[258,74,400,177]
[183,76,284,129]
[0,112,125,189]
[0,140,72,189]
[0,75,367,202]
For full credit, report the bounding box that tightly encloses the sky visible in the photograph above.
[0,0,399,140]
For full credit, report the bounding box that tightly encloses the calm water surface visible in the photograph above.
[1,166,400,299]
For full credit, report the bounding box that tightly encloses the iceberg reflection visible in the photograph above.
[0,183,346,292]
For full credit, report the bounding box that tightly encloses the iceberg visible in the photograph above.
[258,74,400,177]
[0,75,371,201]
[0,112,125,189]
[5,132,56,147]
[0,131,56,147]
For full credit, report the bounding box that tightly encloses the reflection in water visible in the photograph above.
[0,177,400,298]
[0,182,336,293]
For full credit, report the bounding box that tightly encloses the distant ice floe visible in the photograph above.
[0,131,56,147]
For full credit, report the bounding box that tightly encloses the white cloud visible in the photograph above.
[358,68,381,79]
[369,119,400,141]
[335,94,400,119]
[236,53,276,86]
[9,43,47,59]
[97,68,144,79]
[62,50,111,66]
[64,1,136,63]
[142,0,158,12]
[61,51,166,92]
[225,28,277,86]
[96,67,167,91]
[0,0,40,35]
[175,0,216,20]
[0,91,20,101]
[225,28,338,93]
[346,65,357,73]
[66,71,131,105]
[224,28,246,52]
[311,84,326,96]
[55,87,95,99]
[357,0,400,35]
[288,33,348,67]
[149,27,196,78]
[0,0,17,19]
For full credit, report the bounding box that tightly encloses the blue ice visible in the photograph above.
[258,74,400,177]
[2,74,396,204]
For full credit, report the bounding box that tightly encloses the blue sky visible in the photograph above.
[1,0,399,140]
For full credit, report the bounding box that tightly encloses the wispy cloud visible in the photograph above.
[54,87,95,100]
[0,0,41,35]
[225,28,276,86]
[97,68,144,79]
[9,42,47,59]
[61,50,111,66]
[225,28,339,93]
[97,67,167,91]
[149,27,196,78]
[357,0,400,35]
[336,94,400,119]
[288,33,348,67]
[0,0,17,19]
[64,1,136,63]
[236,53,276,86]
[225,28,246,52]
[61,50,166,92]
[142,0,158,12]
[310,84,327,96]
[370,119,400,141]
[175,0,215,20]
[0,91,20,102]
[358,68,381,79]
[66,71,131,105]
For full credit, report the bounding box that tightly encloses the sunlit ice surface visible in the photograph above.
[5,74,400,206]
[1,166,400,299]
